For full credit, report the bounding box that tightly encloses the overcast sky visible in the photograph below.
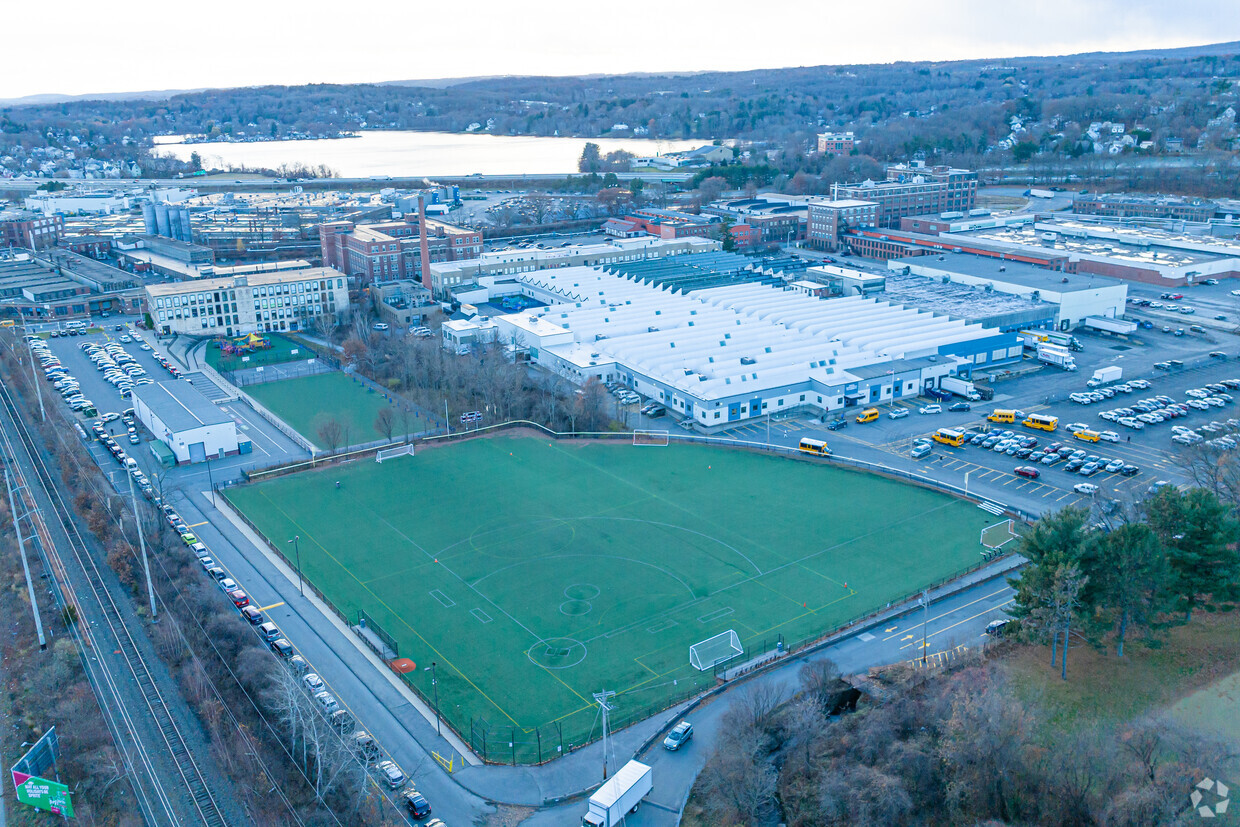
[5,0,1239,100]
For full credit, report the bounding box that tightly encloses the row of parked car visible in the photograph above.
[1068,378,1154,405]
[1092,385,1238,432]
[80,339,154,400]
[30,337,98,417]
[159,500,441,820]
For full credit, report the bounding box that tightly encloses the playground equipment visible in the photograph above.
[216,332,272,356]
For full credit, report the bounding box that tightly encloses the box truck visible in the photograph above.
[940,376,982,400]
[582,761,653,827]
[1026,188,1055,199]
[1037,344,1077,371]
[1088,366,1123,387]
[1045,331,1084,351]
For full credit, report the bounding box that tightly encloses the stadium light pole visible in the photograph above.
[287,535,303,596]
[431,661,441,736]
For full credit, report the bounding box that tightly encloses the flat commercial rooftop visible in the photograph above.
[965,222,1225,268]
[133,380,231,433]
[894,252,1124,293]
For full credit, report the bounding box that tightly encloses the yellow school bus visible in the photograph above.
[932,428,966,447]
[798,437,831,456]
[855,408,880,423]
[1023,413,1059,432]
[0,319,15,328]
[986,409,1016,423]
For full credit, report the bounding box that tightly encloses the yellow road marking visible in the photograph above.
[188,520,208,527]
[257,602,284,612]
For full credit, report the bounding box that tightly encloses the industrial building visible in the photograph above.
[1072,193,1218,222]
[144,267,349,336]
[132,380,245,464]
[1,210,63,250]
[890,252,1127,329]
[816,132,856,155]
[0,251,144,318]
[319,216,482,286]
[807,200,880,251]
[429,236,720,297]
[831,164,977,228]
[484,253,1019,426]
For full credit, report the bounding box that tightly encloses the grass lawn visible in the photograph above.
[244,371,425,448]
[225,434,994,762]
[1000,611,1240,730]
[205,333,311,372]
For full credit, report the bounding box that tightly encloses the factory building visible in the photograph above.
[489,254,1019,426]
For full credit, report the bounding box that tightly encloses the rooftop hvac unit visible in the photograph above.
[740,356,756,365]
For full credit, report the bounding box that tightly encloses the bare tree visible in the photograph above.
[315,416,345,453]
[374,407,396,443]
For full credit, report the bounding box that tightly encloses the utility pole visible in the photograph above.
[5,468,46,650]
[127,469,157,620]
[287,535,303,596]
[593,689,615,780]
[920,589,930,666]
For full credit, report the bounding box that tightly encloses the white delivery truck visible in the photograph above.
[1082,316,1138,335]
[1037,344,1077,371]
[940,376,982,401]
[1088,366,1123,387]
[1026,188,1055,199]
[582,761,653,827]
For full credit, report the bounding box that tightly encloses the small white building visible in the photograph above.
[132,380,242,464]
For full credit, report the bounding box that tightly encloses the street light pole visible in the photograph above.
[205,455,216,508]
[431,661,441,736]
[287,535,303,595]
[920,589,930,666]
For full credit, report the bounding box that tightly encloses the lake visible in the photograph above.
[153,132,704,178]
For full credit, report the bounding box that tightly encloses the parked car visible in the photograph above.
[1014,466,1041,479]
[664,721,694,750]
[918,404,942,415]
[910,443,932,459]
[401,787,432,818]
[886,408,909,420]
[948,402,971,412]
[1073,483,1099,495]
[303,673,325,693]
[377,761,406,789]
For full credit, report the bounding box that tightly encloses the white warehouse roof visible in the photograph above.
[502,265,999,401]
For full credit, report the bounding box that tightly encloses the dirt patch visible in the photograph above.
[481,803,536,826]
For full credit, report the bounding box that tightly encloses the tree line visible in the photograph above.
[1010,486,1240,679]
[688,655,1228,826]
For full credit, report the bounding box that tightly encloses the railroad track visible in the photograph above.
[0,377,229,827]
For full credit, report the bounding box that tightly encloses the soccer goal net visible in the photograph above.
[980,519,1018,551]
[376,443,415,463]
[690,629,743,671]
[633,429,670,446]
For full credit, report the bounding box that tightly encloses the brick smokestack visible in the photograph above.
[418,194,433,292]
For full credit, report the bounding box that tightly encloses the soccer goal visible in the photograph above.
[980,518,1018,551]
[690,629,743,671]
[633,429,670,446]
[376,443,415,463]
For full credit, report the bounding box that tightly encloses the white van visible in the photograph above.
[372,323,390,332]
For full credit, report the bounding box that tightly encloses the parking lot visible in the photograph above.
[31,321,307,488]
[707,333,1240,515]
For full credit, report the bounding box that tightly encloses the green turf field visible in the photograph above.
[225,435,994,762]
[245,371,426,448]
[205,333,308,371]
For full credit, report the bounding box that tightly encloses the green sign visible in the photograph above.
[12,771,74,817]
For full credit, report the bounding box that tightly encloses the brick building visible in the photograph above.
[319,218,482,284]
[831,164,977,228]
[807,200,879,251]
[0,211,63,250]
[1072,193,1218,222]
[816,131,856,155]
